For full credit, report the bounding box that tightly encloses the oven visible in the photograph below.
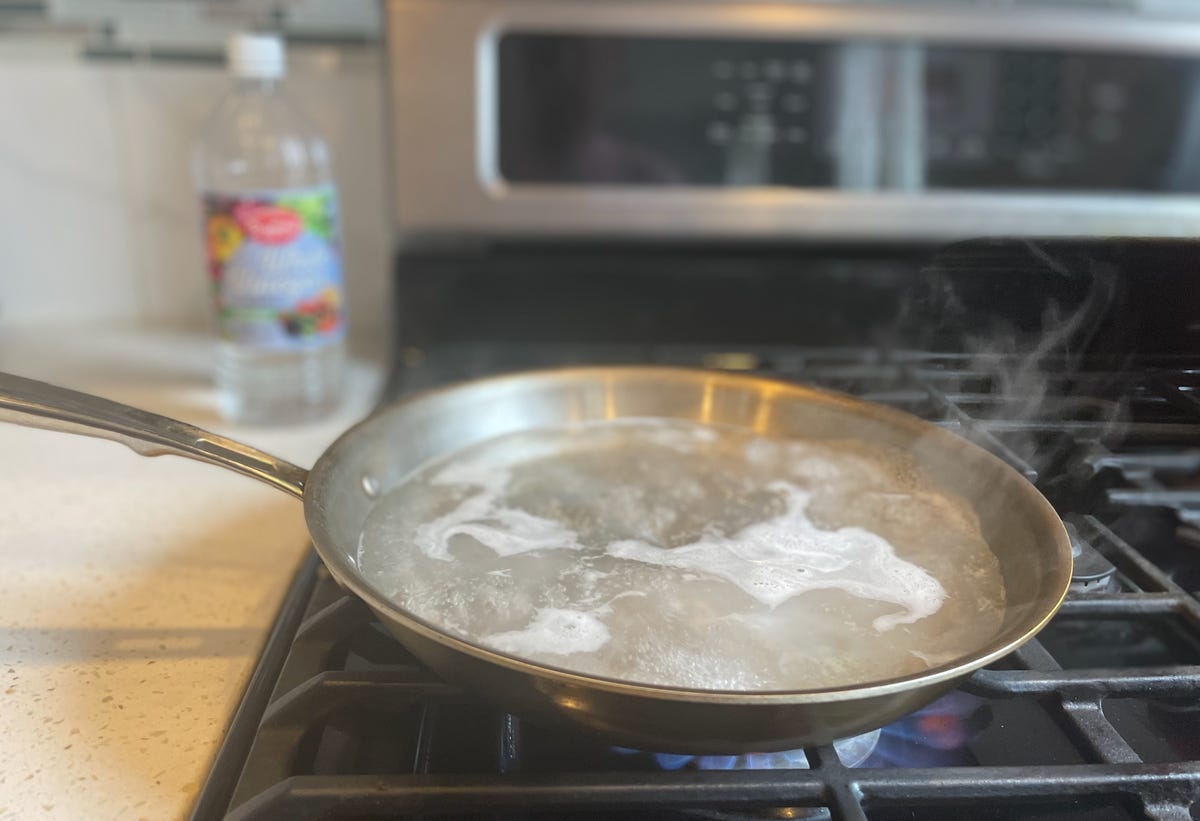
[191,2,1200,819]
[386,0,1200,240]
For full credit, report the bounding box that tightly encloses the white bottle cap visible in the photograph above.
[227,33,285,79]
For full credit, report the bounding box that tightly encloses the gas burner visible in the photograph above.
[1064,519,1118,593]
[610,692,991,776]
[614,729,881,772]
[866,692,992,767]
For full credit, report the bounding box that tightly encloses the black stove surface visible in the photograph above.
[193,240,1200,821]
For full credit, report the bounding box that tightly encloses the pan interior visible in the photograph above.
[304,368,1071,696]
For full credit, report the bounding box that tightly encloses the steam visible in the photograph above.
[905,240,1128,480]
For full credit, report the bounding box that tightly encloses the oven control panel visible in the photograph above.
[498,36,836,188]
[923,48,1193,192]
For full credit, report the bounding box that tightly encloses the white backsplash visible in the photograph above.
[0,36,391,350]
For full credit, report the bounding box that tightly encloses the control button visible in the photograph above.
[707,121,733,145]
[714,91,738,112]
[781,93,808,114]
[1090,81,1127,112]
[711,60,734,80]
[764,59,785,81]
[959,134,986,160]
[739,117,777,144]
[1089,115,1121,143]
[791,60,813,83]
[1018,151,1055,179]
[784,126,808,145]
[740,61,758,80]
[1053,135,1078,161]
[746,84,772,111]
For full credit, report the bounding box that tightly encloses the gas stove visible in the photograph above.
[191,240,1200,820]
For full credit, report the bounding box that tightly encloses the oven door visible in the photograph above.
[385,0,1200,241]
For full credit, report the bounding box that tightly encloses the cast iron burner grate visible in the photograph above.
[192,349,1200,821]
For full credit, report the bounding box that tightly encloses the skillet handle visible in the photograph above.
[0,372,307,499]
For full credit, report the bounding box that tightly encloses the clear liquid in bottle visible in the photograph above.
[193,32,346,424]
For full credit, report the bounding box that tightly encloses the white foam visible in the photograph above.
[607,483,946,632]
[415,464,582,560]
[483,608,611,656]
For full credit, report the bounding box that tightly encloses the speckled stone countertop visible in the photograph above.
[0,328,382,821]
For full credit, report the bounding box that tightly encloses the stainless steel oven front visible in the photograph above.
[385,0,1200,241]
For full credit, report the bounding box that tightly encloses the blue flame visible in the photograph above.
[619,691,988,772]
[655,753,695,770]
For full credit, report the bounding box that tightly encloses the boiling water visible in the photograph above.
[357,419,1006,691]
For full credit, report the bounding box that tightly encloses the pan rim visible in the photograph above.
[305,364,1073,705]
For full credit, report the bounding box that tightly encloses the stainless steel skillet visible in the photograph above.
[0,367,1072,753]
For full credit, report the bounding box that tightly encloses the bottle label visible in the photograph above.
[202,186,345,350]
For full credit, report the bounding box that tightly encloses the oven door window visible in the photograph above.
[496,34,1200,194]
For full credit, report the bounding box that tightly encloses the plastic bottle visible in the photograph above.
[193,32,346,424]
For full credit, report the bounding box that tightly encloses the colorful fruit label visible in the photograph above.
[202,186,345,350]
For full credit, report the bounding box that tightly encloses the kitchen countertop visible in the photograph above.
[0,327,383,821]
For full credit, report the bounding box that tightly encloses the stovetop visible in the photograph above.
[191,340,1200,821]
